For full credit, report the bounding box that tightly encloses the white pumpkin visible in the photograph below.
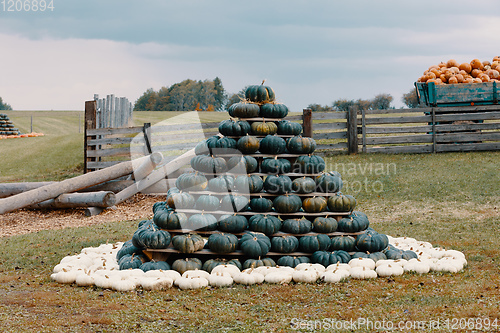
[349,266,377,279]
[326,263,350,272]
[403,259,430,274]
[292,268,319,283]
[175,276,209,290]
[211,264,241,277]
[376,263,404,277]
[320,271,343,283]
[94,274,115,289]
[111,278,137,292]
[75,270,95,287]
[51,268,78,284]
[208,271,233,287]
[295,263,325,272]
[253,266,279,276]
[276,266,295,274]
[141,277,174,290]
[264,271,292,284]
[182,269,210,279]
[348,258,376,270]
[234,271,264,285]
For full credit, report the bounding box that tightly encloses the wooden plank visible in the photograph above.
[87,136,137,146]
[436,111,500,122]
[311,112,348,120]
[363,108,432,115]
[285,115,302,121]
[87,126,143,136]
[436,132,500,143]
[366,145,434,154]
[86,147,131,158]
[313,132,348,140]
[365,125,432,134]
[315,142,348,150]
[149,122,220,133]
[362,115,431,125]
[313,122,347,131]
[436,142,500,152]
[365,134,432,145]
[435,122,500,133]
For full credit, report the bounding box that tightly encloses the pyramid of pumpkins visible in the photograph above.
[417,56,500,85]
[117,83,418,275]
[0,113,20,136]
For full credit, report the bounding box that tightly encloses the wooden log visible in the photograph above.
[0,155,150,215]
[27,191,116,209]
[302,108,312,138]
[347,105,359,154]
[128,151,163,181]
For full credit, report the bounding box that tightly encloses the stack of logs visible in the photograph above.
[0,150,195,216]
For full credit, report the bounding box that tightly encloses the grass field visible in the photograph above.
[0,111,499,332]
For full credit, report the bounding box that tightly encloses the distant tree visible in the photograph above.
[402,87,420,108]
[307,103,333,112]
[332,99,355,111]
[371,93,393,110]
[355,99,372,111]
[213,77,226,111]
[0,97,12,110]
[226,87,248,110]
[134,88,157,111]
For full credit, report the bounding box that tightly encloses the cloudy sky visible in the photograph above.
[1,0,500,111]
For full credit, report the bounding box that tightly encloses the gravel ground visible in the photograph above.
[0,194,164,238]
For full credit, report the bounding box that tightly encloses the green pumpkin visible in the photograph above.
[259,135,286,154]
[355,232,389,253]
[239,232,271,258]
[202,258,242,273]
[237,135,260,154]
[218,214,248,233]
[277,120,302,136]
[302,196,328,213]
[276,256,310,268]
[166,191,195,209]
[316,172,343,193]
[281,218,312,234]
[207,175,235,193]
[333,250,351,263]
[245,84,276,103]
[153,207,174,227]
[218,119,252,136]
[327,193,356,212]
[175,172,208,191]
[139,260,171,272]
[228,102,261,118]
[152,201,168,214]
[132,224,171,249]
[227,155,258,173]
[286,136,316,154]
[264,175,293,194]
[250,121,278,136]
[220,194,250,212]
[271,235,299,253]
[186,213,218,231]
[172,258,203,274]
[337,211,370,233]
[367,252,387,262]
[207,233,239,253]
[291,177,316,194]
[293,155,326,174]
[171,233,205,253]
[118,253,148,270]
[242,257,276,269]
[298,234,331,253]
[273,194,302,213]
[248,214,282,236]
[234,175,264,193]
[351,252,370,259]
[259,103,288,118]
[153,209,188,230]
[330,235,356,252]
[195,194,220,211]
[190,155,228,174]
[312,216,338,233]
[310,251,341,267]
[194,136,237,155]
[116,240,142,261]
[260,157,291,174]
[383,247,418,260]
[249,196,274,213]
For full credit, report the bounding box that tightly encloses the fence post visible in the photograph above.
[143,122,153,154]
[347,105,359,154]
[361,108,366,153]
[302,108,312,138]
[84,100,97,173]
[432,108,436,153]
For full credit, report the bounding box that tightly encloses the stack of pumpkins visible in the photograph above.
[118,83,417,274]
[0,113,20,136]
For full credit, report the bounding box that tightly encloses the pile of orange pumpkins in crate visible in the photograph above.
[417,56,500,85]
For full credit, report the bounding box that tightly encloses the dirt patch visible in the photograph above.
[0,194,164,238]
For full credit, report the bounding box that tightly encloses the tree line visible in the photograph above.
[0,97,12,110]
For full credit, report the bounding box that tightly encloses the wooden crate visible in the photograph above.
[416,81,499,107]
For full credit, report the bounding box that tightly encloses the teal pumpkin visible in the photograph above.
[186,213,218,231]
[218,119,251,136]
[239,232,271,258]
[175,172,208,191]
[234,175,264,193]
[327,193,356,212]
[152,201,167,214]
[337,211,370,233]
[237,135,260,154]
[171,233,205,253]
[259,103,288,118]
[316,172,343,193]
[139,260,171,272]
[243,257,276,269]
[333,250,351,263]
[355,232,389,253]
[299,234,331,253]
[367,252,387,262]
[207,233,239,253]
[202,258,242,273]
[302,196,327,213]
[166,191,195,209]
[277,120,302,135]
[311,251,341,267]
[132,223,171,249]
[250,121,278,136]
[263,175,293,194]
[291,177,316,194]
[220,194,250,212]
[384,247,418,260]
[190,155,227,174]
[276,256,310,268]
[351,252,370,259]
[116,240,142,261]
[248,214,282,236]
[195,194,220,211]
[118,253,148,270]
[293,155,326,174]
[245,84,276,103]
[227,155,258,173]
[153,209,188,230]
[312,216,338,233]
[194,135,237,155]
[259,135,286,154]
[260,157,291,174]
[273,194,302,213]
[218,214,248,233]
[330,235,356,252]
[172,258,203,274]
[286,136,316,154]
[228,102,260,118]
[207,175,235,193]
[271,235,299,253]
[249,196,274,213]
[281,218,312,234]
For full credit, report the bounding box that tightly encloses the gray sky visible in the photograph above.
[2,0,500,111]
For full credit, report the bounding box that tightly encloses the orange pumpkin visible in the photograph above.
[471,69,482,78]
[459,63,472,73]
[448,76,458,84]
[446,59,459,68]
[471,59,484,70]
[455,74,464,83]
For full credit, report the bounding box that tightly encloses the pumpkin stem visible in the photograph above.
[261,79,266,85]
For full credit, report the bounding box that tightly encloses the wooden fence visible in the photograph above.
[93,94,133,129]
